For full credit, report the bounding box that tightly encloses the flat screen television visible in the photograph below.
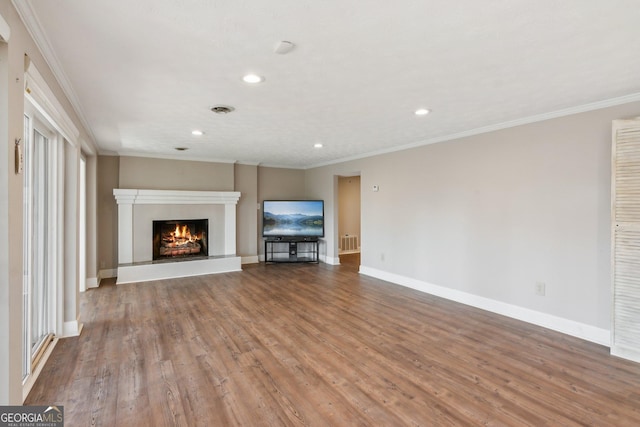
[262,200,324,238]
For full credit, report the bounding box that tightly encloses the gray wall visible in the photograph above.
[306,101,640,333]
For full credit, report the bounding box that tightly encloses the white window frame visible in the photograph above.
[22,103,61,384]
[22,63,80,399]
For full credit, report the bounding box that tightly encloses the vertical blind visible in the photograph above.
[612,119,640,362]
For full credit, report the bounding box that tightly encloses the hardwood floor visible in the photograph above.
[26,261,640,426]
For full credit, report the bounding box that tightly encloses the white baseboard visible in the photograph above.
[611,345,640,363]
[359,265,610,347]
[62,319,83,338]
[98,268,117,284]
[86,276,98,289]
[241,255,260,264]
[321,255,340,265]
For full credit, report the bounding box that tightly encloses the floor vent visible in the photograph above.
[340,235,359,254]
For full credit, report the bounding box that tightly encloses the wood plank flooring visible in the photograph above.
[26,256,640,426]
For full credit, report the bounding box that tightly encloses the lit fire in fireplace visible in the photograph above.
[174,224,192,241]
[159,223,203,257]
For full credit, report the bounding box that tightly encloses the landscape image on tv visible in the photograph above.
[263,200,324,237]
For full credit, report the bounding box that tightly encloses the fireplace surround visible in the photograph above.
[113,189,241,284]
[153,218,209,260]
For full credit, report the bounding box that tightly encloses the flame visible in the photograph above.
[173,224,193,241]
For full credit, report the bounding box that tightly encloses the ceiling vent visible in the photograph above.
[210,105,235,114]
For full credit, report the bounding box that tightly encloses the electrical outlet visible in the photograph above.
[535,282,546,296]
[380,253,385,262]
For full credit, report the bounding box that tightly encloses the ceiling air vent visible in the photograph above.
[210,105,235,114]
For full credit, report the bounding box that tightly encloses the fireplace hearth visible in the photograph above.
[153,219,208,261]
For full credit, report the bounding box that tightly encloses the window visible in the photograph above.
[22,109,59,382]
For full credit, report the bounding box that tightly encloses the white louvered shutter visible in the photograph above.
[612,119,640,362]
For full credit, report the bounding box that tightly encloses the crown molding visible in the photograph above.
[25,62,79,143]
[0,10,10,41]
[117,151,238,165]
[12,0,98,150]
[306,92,640,169]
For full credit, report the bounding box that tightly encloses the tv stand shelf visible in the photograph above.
[265,238,319,264]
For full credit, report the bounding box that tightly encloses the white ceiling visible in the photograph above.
[16,0,640,168]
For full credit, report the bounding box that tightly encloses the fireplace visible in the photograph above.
[113,189,241,284]
[153,219,208,260]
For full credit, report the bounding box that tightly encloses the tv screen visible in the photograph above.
[263,200,324,238]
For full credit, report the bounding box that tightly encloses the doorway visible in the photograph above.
[338,175,361,268]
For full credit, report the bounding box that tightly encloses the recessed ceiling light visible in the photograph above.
[415,108,431,116]
[242,74,264,84]
[314,143,323,149]
[191,130,204,136]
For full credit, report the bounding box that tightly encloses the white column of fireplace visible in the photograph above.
[113,189,241,284]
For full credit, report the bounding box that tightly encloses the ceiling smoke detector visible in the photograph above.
[210,105,235,114]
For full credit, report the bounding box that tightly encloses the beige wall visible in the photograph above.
[306,100,640,335]
[0,20,13,405]
[235,164,258,260]
[119,156,234,191]
[258,166,306,201]
[100,162,307,264]
[257,166,306,255]
[97,155,119,272]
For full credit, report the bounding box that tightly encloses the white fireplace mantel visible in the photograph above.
[113,189,242,205]
[113,189,241,284]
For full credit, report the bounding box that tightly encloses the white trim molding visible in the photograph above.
[86,277,98,289]
[321,255,341,265]
[113,189,241,205]
[241,256,260,264]
[0,11,10,41]
[308,93,640,169]
[359,265,610,347]
[61,319,82,338]
[12,0,97,144]
[24,63,79,145]
[98,269,117,284]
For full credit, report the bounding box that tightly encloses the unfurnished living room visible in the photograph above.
[2,1,640,425]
